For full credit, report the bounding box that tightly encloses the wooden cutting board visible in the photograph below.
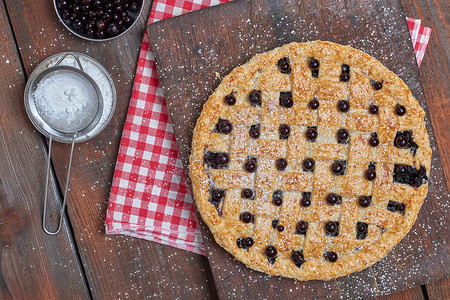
[147,0,449,298]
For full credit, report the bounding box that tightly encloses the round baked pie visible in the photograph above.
[189,41,431,280]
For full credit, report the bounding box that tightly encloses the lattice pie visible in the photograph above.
[189,41,431,280]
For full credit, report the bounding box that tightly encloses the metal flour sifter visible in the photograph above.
[24,53,104,235]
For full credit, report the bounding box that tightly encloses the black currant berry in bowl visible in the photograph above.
[54,0,143,41]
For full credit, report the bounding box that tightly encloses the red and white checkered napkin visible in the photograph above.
[105,0,231,256]
[105,0,431,256]
[407,17,431,67]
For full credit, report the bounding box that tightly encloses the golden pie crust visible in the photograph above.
[189,41,431,280]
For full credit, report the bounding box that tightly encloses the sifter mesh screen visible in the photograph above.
[32,69,99,133]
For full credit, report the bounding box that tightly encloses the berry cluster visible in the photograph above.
[56,0,142,39]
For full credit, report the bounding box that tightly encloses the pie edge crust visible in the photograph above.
[189,41,432,280]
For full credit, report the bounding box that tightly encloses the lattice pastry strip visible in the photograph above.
[190,41,431,280]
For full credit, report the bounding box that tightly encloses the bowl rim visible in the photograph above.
[53,0,145,42]
[24,51,117,143]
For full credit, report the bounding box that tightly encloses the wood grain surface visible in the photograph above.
[2,0,216,298]
[427,277,450,300]
[0,0,447,298]
[0,1,89,298]
[148,0,449,298]
[378,286,425,300]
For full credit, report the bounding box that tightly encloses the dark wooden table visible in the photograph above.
[0,0,447,299]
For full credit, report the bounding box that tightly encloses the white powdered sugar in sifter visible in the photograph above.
[24,52,114,235]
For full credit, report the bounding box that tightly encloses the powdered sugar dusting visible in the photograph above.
[150,0,446,298]
[32,71,97,131]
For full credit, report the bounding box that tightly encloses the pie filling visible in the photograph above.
[191,41,431,280]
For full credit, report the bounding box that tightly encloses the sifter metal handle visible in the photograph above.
[53,52,84,71]
[43,135,76,235]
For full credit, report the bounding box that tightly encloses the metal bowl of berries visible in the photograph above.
[54,0,144,42]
